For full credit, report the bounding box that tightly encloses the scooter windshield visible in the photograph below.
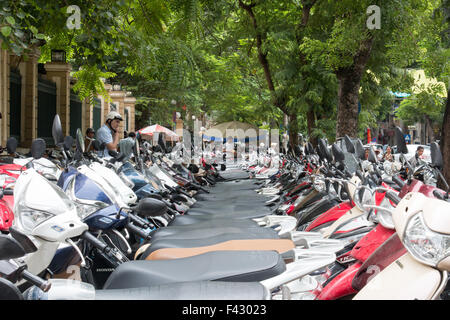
[351,232,407,291]
[15,169,75,216]
[15,157,61,180]
[73,173,113,205]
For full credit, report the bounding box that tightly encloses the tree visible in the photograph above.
[232,0,338,148]
[429,0,450,185]
[303,0,434,138]
[396,82,446,142]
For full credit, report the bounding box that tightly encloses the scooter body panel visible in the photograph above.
[352,232,407,291]
[317,262,360,300]
[76,165,129,208]
[306,201,353,232]
[398,179,423,198]
[354,253,443,300]
[83,205,127,231]
[89,162,137,205]
[350,224,395,262]
[0,199,14,231]
[322,206,365,238]
[58,168,113,206]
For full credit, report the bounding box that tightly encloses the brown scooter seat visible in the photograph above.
[143,239,295,260]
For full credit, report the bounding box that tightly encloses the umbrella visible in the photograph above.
[203,121,264,142]
[138,124,179,141]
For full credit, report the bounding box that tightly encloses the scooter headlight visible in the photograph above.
[313,177,326,192]
[76,203,102,220]
[17,202,55,234]
[404,212,450,267]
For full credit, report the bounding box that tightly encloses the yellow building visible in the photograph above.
[0,45,135,149]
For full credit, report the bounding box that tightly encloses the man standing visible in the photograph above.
[96,111,123,158]
[119,132,136,161]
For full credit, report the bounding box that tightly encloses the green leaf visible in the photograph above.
[16,11,25,19]
[30,26,38,34]
[6,16,15,25]
[1,26,11,37]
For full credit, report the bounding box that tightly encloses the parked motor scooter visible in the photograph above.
[353,191,450,300]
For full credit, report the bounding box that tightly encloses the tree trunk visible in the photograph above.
[424,115,435,144]
[335,70,362,138]
[335,37,374,138]
[306,109,317,146]
[440,88,450,187]
[288,113,299,148]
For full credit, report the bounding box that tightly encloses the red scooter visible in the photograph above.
[316,173,448,299]
[0,163,21,232]
[0,138,23,232]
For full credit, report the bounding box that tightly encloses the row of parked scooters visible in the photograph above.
[0,114,449,300]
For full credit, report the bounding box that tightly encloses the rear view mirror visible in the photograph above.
[6,137,18,154]
[92,140,105,151]
[63,136,74,151]
[355,140,365,160]
[30,138,46,160]
[395,127,408,154]
[332,143,345,162]
[52,115,64,146]
[0,278,23,300]
[316,139,326,160]
[146,193,163,201]
[135,198,167,217]
[430,142,443,169]
[134,139,140,158]
[368,148,378,164]
[318,139,333,162]
[344,135,355,154]
[0,235,26,260]
[8,227,38,254]
[326,147,333,163]
[108,150,119,158]
[305,142,314,155]
[75,129,85,153]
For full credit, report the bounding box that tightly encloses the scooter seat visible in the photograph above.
[168,215,259,227]
[186,207,271,219]
[103,251,285,290]
[96,281,269,300]
[151,226,278,241]
[144,239,296,260]
[143,228,280,258]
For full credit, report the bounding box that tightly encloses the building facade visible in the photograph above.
[0,45,136,149]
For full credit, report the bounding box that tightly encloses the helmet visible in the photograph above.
[105,111,123,122]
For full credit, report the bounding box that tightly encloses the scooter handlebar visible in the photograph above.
[126,223,151,241]
[80,231,110,253]
[21,270,51,292]
[385,191,401,205]
[391,175,405,189]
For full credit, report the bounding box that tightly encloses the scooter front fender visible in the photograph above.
[354,253,447,300]
[317,262,361,300]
